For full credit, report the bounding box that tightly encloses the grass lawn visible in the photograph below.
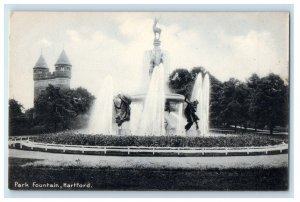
[9,157,288,191]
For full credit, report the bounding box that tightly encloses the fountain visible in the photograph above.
[202,74,210,135]
[88,18,209,136]
[138,64,166,136]
[191,73,210,136]
[131,18,185,136]
[88,75,115,134]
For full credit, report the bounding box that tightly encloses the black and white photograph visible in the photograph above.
[8,11,289,191]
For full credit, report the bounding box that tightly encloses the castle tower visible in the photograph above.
[53,49,72,89]
[33,49,72,101]
[33,53,50,100]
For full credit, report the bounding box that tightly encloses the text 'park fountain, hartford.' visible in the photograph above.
[88,18,210,136]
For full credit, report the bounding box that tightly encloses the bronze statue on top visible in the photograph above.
[149,17,164,76]
[153,17,161,41]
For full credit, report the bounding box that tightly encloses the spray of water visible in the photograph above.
[191,73,210,136]
[167,111,186,136]
[191,74,203,134]
[137,64,166,136]
[202,73,210,136]
[130,102,143,135]
[88,75,114,134]
[177,103,184,135]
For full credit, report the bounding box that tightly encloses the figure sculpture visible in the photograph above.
[149,18,164,76]
[184,97,199,131]
[153,17,161,41]
[113,94,131,127]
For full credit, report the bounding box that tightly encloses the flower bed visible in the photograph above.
[31,132,288,148]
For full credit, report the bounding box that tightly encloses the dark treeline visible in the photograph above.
[9,85,95,136]
[168,67,289,135]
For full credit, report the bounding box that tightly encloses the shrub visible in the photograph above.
[32,132,288,147]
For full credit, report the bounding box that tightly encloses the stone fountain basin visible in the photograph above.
[131,93,185,102]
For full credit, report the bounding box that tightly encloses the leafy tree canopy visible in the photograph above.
[34,85,95,132]
[168,68,289,134]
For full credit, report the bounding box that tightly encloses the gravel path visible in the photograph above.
[9,149,288,169]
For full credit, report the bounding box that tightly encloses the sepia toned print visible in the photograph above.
[8,12,289,190]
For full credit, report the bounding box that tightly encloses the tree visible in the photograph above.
[35,85,74,131]
[9,99,26,135]
[9,99,24,117]
[219,78,250,131]
[208,75,223,127]
[168,68,193,98]
[190,66,206,80]
[24,108,36,128]
[255,73,288,135]
[168,67,289,134]
[67,87,95,116]
[236,82,251,129]
[34,85,95,132]
[247,74,263,131]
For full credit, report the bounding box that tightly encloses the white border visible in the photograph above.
[1,1,299,200]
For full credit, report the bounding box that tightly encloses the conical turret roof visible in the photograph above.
[34,54,48,68]
[55,50,71,66]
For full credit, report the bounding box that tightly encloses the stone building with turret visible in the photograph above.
[33,50,72,100]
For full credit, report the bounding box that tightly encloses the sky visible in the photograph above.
[9,12,289,109]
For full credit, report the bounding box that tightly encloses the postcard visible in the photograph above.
[8,11,289,190]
